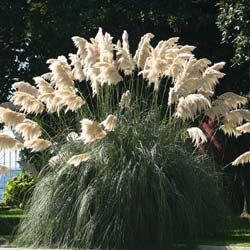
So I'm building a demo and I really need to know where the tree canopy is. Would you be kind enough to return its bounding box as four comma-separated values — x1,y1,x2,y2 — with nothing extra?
1,0,229,102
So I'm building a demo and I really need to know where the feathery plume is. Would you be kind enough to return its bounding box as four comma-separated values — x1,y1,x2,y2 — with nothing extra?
197,90,214,98
15,119,42,140
169,78,201,101
117,30,134,74
41,72,52,81
218,92,247,109
139,43,169,91
122,30,130,52
164,53,193,80
187,127,207,147
187,58,211,79
94,27,104,41
84,41,100,74
116,40,134,75
96,62,123,85
0,107,25,127
47,56,71,72
10,92,44,114
236,122,250,134
172,57,194,83
120,90,130,108
96,29,114,65
175,94,211,121
90,76,101,96
168,87,178,106
165,37,179,47
224,109,250,125
33,77,54,94
0,165,10,176
162,48,178,72
179,45,196,54
24,139,52,152
232,151,250,166
71,36,88,60
69,53,86,81
210,61,226,71
200,62,225,92
67,153,91,166
49,61,75,91
38,92,63,113
134,33,154,69
83,41,100,94
193,58,211,71
102,34,114,63
54,90,86,112
101,115,117,131
80,119,107,143
0,102,16,110
12,81,39,97
0,134,23,151
220,123,242,137
94,30,117,77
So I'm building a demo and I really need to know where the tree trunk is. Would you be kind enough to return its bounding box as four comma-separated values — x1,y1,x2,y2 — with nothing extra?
238,167,250,218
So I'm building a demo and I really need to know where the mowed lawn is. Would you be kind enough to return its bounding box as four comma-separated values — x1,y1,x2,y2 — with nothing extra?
191,215,250,247
0,209,250,247
0,208,23,242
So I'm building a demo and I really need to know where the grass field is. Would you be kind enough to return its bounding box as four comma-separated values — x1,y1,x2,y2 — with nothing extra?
191,215,250,246
0,208,23,218
0,209,249,247
0,208,23,238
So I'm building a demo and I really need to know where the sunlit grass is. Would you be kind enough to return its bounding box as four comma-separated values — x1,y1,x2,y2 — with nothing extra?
188,216,250,246
0,208,23,218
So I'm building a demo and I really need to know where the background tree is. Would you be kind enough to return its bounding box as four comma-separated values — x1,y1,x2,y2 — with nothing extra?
0,0,29,102
217,0,250,93
217,0,250,66
1,0,231,102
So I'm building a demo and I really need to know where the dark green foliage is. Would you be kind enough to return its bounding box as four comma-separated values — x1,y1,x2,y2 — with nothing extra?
3,172,34,208
217,0,250,94
15,110,226,249
0,209,23,236
217,0,250,66
0,0,29,102
192,215,250,246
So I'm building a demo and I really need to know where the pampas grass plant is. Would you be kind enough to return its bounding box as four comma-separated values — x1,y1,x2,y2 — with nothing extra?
15,110,225,249
1,27,246,248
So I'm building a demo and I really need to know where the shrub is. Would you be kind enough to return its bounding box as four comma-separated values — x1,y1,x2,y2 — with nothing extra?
3,172,34,208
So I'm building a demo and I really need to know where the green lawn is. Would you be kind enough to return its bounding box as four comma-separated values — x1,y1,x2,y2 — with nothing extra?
0,208,23,237
0,208,23,218
192,216,250,246
0,209,250,247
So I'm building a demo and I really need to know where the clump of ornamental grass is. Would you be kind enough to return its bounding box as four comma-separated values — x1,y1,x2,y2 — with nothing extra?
15,109,226,249
0,27,246,248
